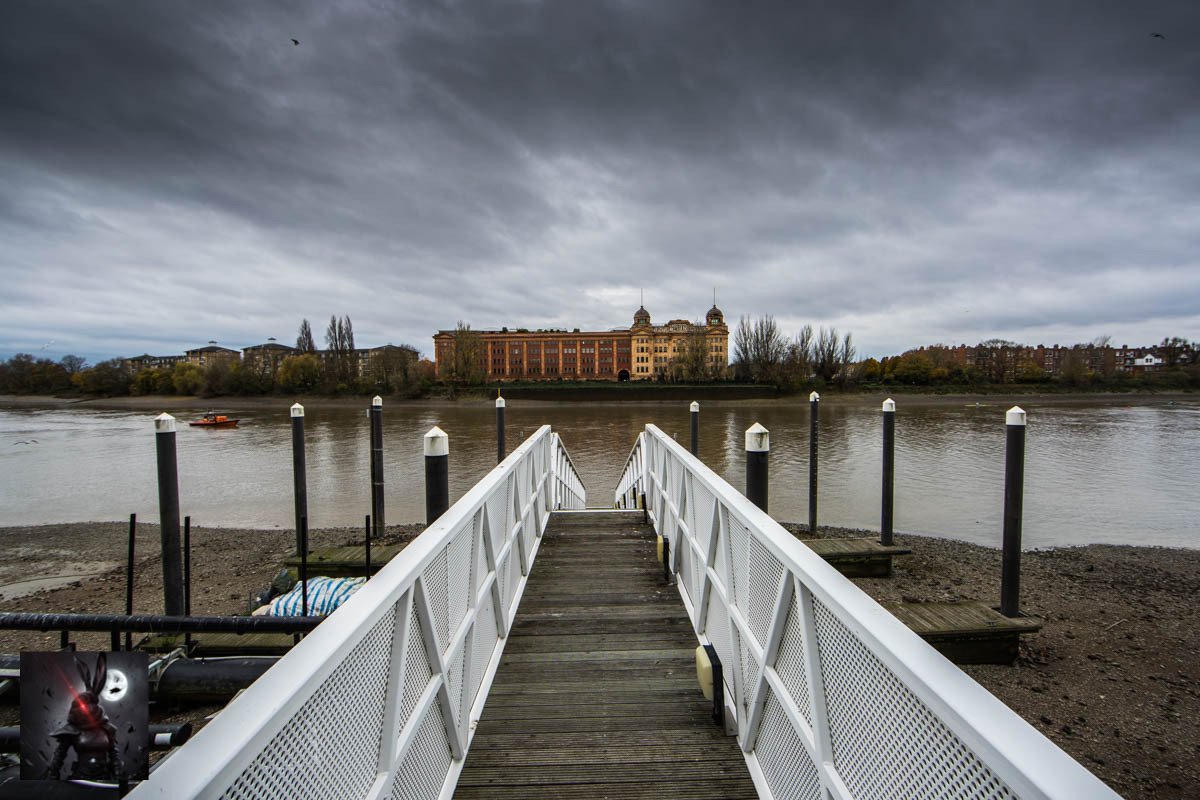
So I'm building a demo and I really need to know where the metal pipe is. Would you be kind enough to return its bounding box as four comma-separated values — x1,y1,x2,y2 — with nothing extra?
0,724,191,754
881,398,896,546
745,423,769,512
1000,406,1027,617
154,413,185,616
156,658,277,703
291,403,308,558
424,426,450,525
0,612,321,634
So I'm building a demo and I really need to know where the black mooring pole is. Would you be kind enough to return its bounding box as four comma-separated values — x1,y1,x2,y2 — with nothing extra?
183,515,192,652
370,396,385,538
291,403,308,558
1000,406,1027,618
745,423,769,512
300,515,309,617
154,413,185,616
690,401,699,456
496,395,506,464
425,426,450,525
808,391,819,534
125,513,136,651
365,514,372,579
881,398,896,546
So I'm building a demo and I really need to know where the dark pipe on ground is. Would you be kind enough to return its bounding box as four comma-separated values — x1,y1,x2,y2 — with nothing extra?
0,723,192,753
156,657,277,703
0,612,321,635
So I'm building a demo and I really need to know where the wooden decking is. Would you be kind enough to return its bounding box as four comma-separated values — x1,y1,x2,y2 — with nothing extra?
455,510,755,799
884,600,1043,665
802,536,912,577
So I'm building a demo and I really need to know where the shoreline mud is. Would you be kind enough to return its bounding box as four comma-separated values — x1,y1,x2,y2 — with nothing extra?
0,520,1195,798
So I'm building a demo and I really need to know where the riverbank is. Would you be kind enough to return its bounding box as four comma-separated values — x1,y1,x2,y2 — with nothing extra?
0,521,1195,797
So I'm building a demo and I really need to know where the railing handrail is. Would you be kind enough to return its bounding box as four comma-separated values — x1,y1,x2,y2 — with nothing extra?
616,424,1118,800
134,424,585,799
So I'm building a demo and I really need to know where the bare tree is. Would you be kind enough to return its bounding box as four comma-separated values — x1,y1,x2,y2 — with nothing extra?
296,319,316,353
324,315,357,386
813,327,841,382
837,331,856,386
449,322,486,386
733,316,787,384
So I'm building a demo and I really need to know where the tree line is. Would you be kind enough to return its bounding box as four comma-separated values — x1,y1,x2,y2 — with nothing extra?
0,316,432,398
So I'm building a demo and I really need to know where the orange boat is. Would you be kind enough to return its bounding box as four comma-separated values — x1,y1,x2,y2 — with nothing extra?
189,411,240,428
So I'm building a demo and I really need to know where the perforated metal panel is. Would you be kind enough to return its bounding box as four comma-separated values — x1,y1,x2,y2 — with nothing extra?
814,598,1017,800
390,706,452,800
755,692,823,800
221,608,396,800
773,589,813,727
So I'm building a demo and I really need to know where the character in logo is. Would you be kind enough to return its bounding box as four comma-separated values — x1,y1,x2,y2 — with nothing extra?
45,653,123,781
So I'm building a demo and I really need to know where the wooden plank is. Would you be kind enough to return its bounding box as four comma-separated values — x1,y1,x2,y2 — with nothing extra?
883,600,1042,665
456,511,754,798
800,537,912,578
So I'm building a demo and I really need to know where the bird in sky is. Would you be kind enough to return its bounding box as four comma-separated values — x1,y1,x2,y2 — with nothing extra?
291,38,300,46
1151,33,1165,39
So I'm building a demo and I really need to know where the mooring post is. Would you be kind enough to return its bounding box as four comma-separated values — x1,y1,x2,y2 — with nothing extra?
809,391,819,534
290,403,308,558
370,395,385,537
424,426,450,525
690,401,699,456
745,422,770,512
154,413,185,616
1000,406,1027,618
496,395,506,464
364,514,372,579
881,398,896,546
300,515,309,617
183,515,192,652
125,513,136,651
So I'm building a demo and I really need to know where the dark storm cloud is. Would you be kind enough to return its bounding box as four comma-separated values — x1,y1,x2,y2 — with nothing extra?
1,0,1197,362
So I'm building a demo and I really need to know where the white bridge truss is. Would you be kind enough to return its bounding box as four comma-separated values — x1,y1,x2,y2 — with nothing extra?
132,425,585,799
615,423,1118,800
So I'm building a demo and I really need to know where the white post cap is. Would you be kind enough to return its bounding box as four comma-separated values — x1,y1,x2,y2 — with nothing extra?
809,391,820,402
291,402,305,418
882,398,896,412
154,412,176,433
372,395,383,408
496,396,506,408
745,422,770,452
690,401,699,413
424,426,449,456
1006,406,1027,426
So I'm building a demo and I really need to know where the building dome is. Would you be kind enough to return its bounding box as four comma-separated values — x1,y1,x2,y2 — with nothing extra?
633,305,651,326
706,305,724,326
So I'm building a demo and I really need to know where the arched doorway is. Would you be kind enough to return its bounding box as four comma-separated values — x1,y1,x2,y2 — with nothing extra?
617,369,630,382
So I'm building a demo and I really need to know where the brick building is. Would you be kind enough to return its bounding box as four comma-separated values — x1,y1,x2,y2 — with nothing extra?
433,305,729,382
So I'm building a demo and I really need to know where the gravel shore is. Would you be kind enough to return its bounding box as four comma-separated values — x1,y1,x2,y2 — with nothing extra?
1,520,1195,798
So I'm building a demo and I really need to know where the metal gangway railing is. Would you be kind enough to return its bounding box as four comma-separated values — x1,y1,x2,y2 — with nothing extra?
615,424,1118,800
132,425,585,799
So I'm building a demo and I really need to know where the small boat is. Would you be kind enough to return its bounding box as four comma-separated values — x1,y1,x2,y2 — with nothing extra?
189,411,240,428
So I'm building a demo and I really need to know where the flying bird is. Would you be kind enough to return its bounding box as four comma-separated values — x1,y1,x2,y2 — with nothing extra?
1150,33,1165,39
291,38,300,46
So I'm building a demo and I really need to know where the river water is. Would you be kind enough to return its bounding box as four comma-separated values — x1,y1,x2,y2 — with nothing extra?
0,398,1195,549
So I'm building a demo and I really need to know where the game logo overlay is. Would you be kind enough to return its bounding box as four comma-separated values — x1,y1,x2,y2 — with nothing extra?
19,651,149,783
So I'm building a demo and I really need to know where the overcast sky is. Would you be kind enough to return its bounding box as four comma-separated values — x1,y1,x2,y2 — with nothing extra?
2,1,1197,364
